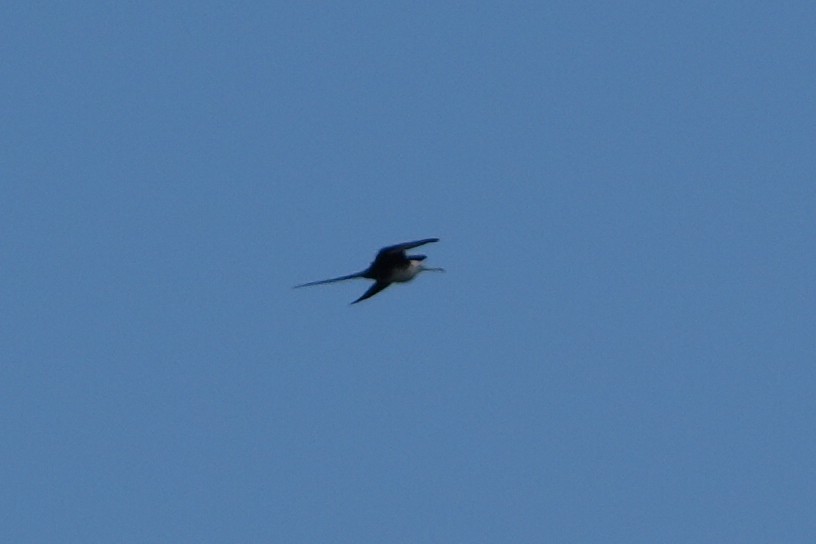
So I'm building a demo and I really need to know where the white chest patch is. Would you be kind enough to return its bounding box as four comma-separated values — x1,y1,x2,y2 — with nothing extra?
390,262,422,283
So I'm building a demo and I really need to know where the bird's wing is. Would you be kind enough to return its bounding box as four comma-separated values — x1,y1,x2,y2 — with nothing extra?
377,238,440,255
351,281,391,304
370,238,440,273
294,271,365,288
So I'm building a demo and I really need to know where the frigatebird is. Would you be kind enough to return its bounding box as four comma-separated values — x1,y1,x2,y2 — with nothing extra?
294,238,444,304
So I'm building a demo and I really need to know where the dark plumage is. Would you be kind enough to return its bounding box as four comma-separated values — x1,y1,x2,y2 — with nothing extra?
294,238,443,304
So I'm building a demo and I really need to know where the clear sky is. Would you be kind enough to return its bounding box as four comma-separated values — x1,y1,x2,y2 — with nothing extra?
2,2,814,542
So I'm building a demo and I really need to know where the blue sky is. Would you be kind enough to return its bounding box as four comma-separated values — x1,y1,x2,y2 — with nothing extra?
2,2,814,542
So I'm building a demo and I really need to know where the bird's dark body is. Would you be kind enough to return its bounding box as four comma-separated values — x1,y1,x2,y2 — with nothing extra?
295,238,441,304
365,253,426,280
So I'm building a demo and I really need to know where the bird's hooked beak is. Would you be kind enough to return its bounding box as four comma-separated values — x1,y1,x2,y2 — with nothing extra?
421,265,445,273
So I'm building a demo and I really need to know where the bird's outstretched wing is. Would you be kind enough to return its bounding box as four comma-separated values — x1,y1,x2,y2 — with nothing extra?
294,271,365,288
369,238,440,275
377,238,439,256
351,281,391,304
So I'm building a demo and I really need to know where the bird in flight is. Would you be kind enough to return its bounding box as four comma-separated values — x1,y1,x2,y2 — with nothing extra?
294,238,444,304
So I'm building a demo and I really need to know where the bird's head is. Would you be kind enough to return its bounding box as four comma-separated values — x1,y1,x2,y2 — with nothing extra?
409,255,444,273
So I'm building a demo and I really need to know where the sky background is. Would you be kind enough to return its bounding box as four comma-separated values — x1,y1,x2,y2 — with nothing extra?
2,2,814,542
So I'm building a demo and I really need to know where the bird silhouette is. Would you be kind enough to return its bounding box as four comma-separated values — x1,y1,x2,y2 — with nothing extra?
295,238,444,303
